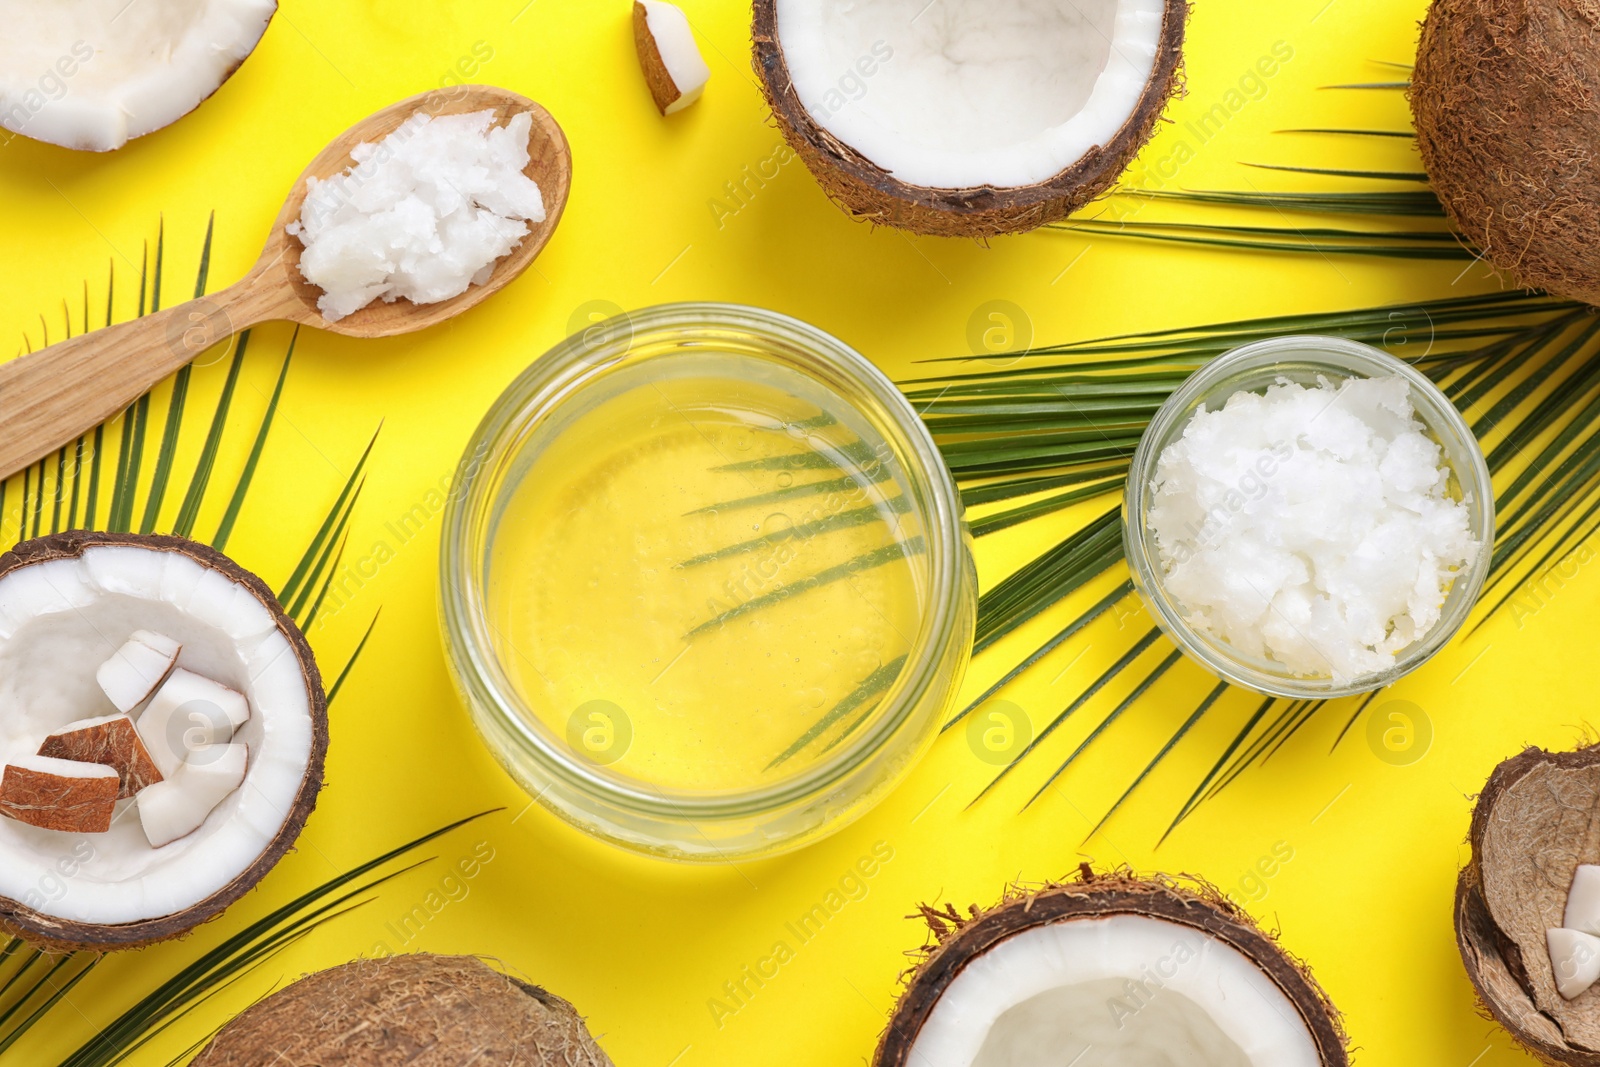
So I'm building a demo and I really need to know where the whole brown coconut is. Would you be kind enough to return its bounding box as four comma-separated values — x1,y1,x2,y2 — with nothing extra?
1456,744,1600,1065
1411,0,1600,304
752,1,1189,238
875,865,1350,1066
191,954,614,1066
0,531,327,952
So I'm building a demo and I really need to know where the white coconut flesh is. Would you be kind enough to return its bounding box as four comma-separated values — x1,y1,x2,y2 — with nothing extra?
908,915,1321,1067
0,0,275,152
640,0,711,113
0,546,312,926
774,0,1165,189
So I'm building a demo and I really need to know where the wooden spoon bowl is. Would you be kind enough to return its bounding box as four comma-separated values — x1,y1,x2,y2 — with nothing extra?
0,85,571,478
261,86,571,336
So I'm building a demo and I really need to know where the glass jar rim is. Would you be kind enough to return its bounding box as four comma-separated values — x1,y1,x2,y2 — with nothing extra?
439,302,970,817
1122,333,1495,699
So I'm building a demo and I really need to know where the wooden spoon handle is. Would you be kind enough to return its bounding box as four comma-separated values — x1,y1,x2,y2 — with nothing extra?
0,277,291,482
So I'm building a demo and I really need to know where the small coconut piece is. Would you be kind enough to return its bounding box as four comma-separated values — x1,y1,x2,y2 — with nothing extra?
138,743,247,848
1570,867,1600,936
37,713,162,797
874,867,1348,1067
0,531,326,953
634,1,711,115
0,755,119,833
1455,744,1600,1064
190,954,614,1067
95,629,180,712
135,667,250,778
1411,0,1600,305
1550,929,1600,1001
753,0,1189,236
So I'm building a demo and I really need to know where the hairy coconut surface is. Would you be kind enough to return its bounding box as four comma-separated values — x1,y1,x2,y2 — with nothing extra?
0,531,327,952
191,953,614,1066
752,0,1188,237
1411,0,1600,305
1456,745,1600,1065
874,866,1349,1067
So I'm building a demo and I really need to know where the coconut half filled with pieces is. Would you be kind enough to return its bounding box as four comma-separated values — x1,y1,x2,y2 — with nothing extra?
0,0,277,152
753,0,1188,236
1455,744,1600,1065
875,870,1348,1067
0,532,325,951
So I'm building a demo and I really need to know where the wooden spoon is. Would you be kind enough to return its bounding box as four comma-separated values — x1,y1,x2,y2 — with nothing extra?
0,85,571,481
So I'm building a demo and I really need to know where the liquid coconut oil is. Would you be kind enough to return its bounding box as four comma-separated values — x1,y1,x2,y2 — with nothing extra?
485,349,928,795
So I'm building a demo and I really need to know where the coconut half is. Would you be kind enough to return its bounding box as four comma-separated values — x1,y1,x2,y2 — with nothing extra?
0,531,326,952
190,953,614,1066
1411,0,1600,305
1455,744,1600,1065
753,0,1188,236
0,0,277,152
875,869,1348,1067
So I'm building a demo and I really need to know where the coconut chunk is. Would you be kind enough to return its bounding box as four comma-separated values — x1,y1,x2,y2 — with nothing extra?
1565,865,1600,936
37,713,163,798
95,629,181,712
136,668,250,778
1549,928,1600,1000
138,743,248,848
0,755,119,833
634,1,711,115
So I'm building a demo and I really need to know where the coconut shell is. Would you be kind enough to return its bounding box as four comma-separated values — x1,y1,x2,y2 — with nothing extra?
190,953,614,1066
1411,0,1600,305
1456,744,1600,1064
874,865,1349,1066
0,531,328,952
752,1,1188,237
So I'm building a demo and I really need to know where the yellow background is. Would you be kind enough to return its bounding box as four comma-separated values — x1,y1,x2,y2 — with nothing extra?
0,1,1574,1064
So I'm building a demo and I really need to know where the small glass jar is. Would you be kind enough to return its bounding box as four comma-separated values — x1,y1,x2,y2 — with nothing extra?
439,303,976,860
1122,335,1494,699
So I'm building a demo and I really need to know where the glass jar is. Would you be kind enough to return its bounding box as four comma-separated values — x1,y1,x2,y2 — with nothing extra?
440,303,976,860
1122,334,1494,699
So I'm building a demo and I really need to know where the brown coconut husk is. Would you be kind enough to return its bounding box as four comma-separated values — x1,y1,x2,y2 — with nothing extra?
1456,744,1600,1065
1411,0,1600,305
190,954,614,1067
873,864,1350,1066
751,1,1189,238
0,531,328,952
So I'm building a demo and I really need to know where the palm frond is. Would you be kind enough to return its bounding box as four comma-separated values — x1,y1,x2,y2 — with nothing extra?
1102,188,1444,217
1277,127,1414,138
0,217,394,1062
917,289,1600,840
213,339,294,552
1052,217,1471,259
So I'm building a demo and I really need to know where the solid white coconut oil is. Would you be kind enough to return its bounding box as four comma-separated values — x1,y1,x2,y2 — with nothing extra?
1148,374,1477,681
486,350,926,795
